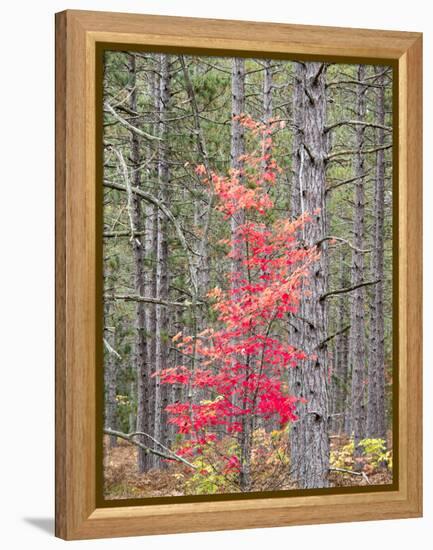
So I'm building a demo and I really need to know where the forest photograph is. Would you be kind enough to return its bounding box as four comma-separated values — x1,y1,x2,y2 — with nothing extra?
102,50,394,499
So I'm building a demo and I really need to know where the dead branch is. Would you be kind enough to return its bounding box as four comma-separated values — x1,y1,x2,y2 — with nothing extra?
327,144,392,161
103,231,145,238
103,338,122,359
104,179,199,293
325,120,391,133
109,146,137,244
320,279,381,301
104,293,204,308
104,102,162,142
315,235,372,253
326,171,371,193
179,55,215,282
317,325,350,349
179,56,211,175
104,428,196,469
329,467,371,485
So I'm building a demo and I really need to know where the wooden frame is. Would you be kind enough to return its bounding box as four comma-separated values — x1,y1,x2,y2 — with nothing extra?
55,9,422,540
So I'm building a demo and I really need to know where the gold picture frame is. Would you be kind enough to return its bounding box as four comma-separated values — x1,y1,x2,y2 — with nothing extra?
55,9,422,540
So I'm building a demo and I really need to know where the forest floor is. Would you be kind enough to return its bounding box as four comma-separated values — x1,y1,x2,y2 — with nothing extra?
103,434,393,500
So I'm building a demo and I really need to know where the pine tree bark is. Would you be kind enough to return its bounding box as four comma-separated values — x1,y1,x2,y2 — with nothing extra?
105,353,118,448
262,59,273,174
103,300,118,448
261,59,274,432
128,53,151,473
153,54,171,468
230,57,252,491
290,62,305,220
145,56,158,464
290,62,330,489
180,55,211,331
230,57,246,276
349,64,367,451
287,62,305,443
367,67,387,440
332,248,350,434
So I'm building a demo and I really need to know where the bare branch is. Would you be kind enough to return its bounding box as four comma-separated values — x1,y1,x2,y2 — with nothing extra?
329,467,371,485
325,120,391,133
315,235,372,253
109,146,137,244
104,429,196,469
105,293,204,308
326,171,371,193
179,55,215,283
104,102,162,141
312,62,326,86
320,279,381,301
317,325,350,349
179,56,211,175
103,338,122,359
327,144,392,161
104,179,199,293
287,313,315,330
103,231,145,238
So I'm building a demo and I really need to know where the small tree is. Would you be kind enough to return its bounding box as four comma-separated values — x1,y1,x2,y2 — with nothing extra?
157,117,319,492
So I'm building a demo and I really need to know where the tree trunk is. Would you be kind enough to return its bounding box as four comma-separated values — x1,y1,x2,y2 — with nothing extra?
153,54,171,468
290,62,305,220
105,353,118,448
290,62,330,489
128,380,136,434
261,59,273,174
128,53,151,473
332,248,350,434
367,67,387,441
231,57,252,490
230,57,246,276
287,62,305,443
145,56,158,465
103,300,118,448
288,61,305,429
349,64,367,452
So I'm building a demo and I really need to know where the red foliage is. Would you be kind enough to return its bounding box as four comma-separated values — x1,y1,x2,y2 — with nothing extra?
158,116,319,475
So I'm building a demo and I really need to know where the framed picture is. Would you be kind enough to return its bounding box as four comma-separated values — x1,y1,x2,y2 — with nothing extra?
55,10,422,540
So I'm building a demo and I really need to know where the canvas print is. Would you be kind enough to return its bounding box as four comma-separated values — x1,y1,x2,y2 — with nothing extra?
102,51,394,499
